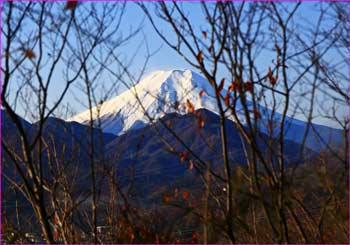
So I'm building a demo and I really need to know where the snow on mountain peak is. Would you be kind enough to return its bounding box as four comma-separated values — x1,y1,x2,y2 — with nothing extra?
66,69,343,151
68,69,219,135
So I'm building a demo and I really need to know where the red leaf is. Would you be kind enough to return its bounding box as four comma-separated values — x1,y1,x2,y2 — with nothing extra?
199,89,206,98
234,77,242,90
163,194,170,204
224,92,230,106
202,31,207,39
54,230,59,240
192,232,198,243
252,109,261,119
24,49,35,59
267,67,273,79
244,81,254,93
267,67,277,86
165,120,172,128
180,150,188,163
275,43,281,56
198,116,205,129
217,78,225,94
119,220,125,228
228,83,236,92
189,160,194,171
270,76,277,86
208,43,213,53
186,99,195,113
197,51,203,63
182,191,189,200
276,59,281,67
54,213,59,224
65,1,78,10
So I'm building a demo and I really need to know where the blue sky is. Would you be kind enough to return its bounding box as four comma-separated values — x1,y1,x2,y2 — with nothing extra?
2,2,348,128
69,2,347,127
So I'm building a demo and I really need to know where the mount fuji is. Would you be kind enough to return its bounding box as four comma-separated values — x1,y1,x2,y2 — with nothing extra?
68,69,229,135
68,69,343,151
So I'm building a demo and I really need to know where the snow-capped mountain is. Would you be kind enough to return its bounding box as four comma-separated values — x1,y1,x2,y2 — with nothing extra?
68,69,229,135
68,69,343,151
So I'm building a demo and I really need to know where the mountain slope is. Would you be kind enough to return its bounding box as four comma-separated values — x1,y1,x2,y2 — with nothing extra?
2,109,117,186
103,108,315,200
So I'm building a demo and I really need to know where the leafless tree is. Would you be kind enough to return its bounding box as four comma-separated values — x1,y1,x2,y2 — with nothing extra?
139,2,348,243
2,1,141,243
2,1,348,244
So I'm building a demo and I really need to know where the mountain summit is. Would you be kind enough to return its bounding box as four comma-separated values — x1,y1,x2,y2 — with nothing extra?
68,69,222,135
